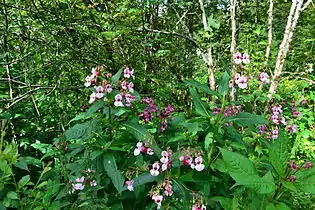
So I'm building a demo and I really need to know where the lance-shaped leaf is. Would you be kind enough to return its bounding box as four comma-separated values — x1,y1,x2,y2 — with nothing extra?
122,122,162,155
220,148,275,194
268,132,289,177
189,88,211,118
218,72,230,96
111,68,123,83
226,112,268,126
184,80,220,97
103,153,124,193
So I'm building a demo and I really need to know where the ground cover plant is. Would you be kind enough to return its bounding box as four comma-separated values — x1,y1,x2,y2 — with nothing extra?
0,0,314,209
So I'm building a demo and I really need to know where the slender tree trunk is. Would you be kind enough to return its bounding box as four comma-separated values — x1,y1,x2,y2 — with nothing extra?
3,0,13,100
207,48,216,90
268,0,304,99
198,0,216,91
230,0,237,101
264,0,274,64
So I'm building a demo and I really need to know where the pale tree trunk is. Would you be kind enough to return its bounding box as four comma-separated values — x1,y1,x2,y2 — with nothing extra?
268,0,309,99
230,0,237,101
198,0,216,91
264,0,274,64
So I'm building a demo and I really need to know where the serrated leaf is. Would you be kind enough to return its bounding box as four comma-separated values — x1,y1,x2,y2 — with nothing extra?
205,132,214,151
269,132,289,177
295,161,315,194
184,80,220,97
226,112,268,126
220,148,275,194
103,153,124,193
122,122,151,141
189,88,211,118
65,119,100,140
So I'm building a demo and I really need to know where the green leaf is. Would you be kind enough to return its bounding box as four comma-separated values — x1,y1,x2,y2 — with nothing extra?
122,122,151,141
18,175,30,189
220,148,275,194
65,119,100,140
218,72,230,96
184,80,220,97
6,191,19,200
205,132,214,151
189,88,211,118
103,153,124,193
69,101,105,124
269,132,289,177
14,159,29,171
295,161,315,194
111,68,123,83
226,112,268,126
210,196,232,210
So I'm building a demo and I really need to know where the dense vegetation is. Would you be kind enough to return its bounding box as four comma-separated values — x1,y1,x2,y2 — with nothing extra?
0,0,314,209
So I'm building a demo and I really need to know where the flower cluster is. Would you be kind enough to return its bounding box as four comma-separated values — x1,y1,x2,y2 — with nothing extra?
150,150,173,176
84,66,102,87
150,180,174,209
291,101,301,118
234,73,248,89
258,72,270,84
192,203,207,210
180,154,205,172
233,52,250,65
133,142,154,156
70,169,97,193
139,97,175,132
139,97,157,122
160,105,175,132
85,66,137,107
286,160,313,182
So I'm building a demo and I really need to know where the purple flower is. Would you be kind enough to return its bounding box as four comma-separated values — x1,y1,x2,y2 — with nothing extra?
287,124,297,134
233,53,242,64
213,107,220,115
289,175,296,182
303,162,313,169
258,125,266,134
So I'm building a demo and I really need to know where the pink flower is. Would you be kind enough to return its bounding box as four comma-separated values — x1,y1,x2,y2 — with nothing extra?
180,155,193,166
91,68,100,77
287,124,297,134
259,72,270,84
280,117,286,125
150,162,160,176
242,53,250,64
72,183,84,192
233,52,242,64
89,92,96,104
160,151,169,164
125,180,134,191
147,148,154,155
127,82,134,93
105,84,112,93
124,66,134,79
121,81,128,89
237,76,248,89
192,204,207,210
114,94,124,107
194,156,205,172
234,73,241,84
75,177,85,183
84,75,93,87
95,86,104,99
164,183,173,196
152,194,163,209
106,73,112,78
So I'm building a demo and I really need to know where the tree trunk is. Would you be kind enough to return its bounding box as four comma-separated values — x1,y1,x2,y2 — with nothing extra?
230,0,237,101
